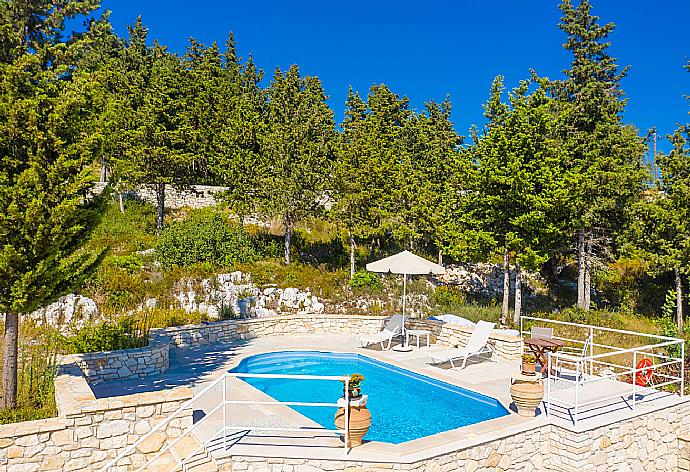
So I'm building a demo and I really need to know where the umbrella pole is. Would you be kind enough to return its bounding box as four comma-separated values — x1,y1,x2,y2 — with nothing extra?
402,273,407,346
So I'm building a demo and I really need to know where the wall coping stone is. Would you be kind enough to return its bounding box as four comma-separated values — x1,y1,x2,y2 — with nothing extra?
0,416,65,439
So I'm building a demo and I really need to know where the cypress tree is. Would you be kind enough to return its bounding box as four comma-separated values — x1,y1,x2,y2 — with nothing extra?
552,0,646,310
261,65,335,264
0,0,104,409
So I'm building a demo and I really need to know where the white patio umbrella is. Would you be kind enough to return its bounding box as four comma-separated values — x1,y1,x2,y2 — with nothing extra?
366,250,445,351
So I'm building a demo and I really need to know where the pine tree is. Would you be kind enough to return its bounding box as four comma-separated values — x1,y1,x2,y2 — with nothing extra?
261,65,335,263
0,0,104,409
211,34,266,224
471,76,568,324
332,87,371,276
109,18,191,230
552,0,646,310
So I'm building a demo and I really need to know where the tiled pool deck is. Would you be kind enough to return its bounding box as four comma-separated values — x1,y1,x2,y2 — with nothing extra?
91,334,688,467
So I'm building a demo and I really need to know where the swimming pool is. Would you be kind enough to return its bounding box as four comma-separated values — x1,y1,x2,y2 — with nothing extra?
230,351,509,444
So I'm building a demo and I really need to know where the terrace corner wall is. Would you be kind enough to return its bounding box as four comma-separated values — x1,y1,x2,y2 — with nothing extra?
68,336,170,384
0,362,192,472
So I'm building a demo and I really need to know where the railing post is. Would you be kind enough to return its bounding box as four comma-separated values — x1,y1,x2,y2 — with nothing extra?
574,360,579,426
344,376,349,456
681,342,685,397
588,326,594,377
632,350,637,411
546,351,551,418
223,374,227,451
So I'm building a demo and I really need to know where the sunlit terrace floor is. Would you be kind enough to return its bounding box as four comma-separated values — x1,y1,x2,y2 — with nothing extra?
89,335,686,463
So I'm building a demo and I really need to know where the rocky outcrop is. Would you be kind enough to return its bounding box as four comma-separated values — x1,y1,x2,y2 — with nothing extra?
174,272,325,318
438,263,543,297
28,294,100,333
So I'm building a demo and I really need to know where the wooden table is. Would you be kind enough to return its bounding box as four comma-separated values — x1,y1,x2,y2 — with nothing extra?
524,337,564,377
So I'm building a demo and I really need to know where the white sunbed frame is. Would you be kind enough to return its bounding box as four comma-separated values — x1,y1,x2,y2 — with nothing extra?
359,314,404,351
428,320,496,369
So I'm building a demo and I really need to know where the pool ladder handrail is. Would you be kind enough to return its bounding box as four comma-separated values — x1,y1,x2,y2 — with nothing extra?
98,372,353,472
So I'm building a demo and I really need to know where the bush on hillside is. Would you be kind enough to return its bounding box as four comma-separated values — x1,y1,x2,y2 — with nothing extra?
349,270,382,290
157,209,260,268
64,317,149,353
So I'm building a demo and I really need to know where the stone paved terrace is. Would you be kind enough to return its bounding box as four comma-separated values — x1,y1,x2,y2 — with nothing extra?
87,332,690,471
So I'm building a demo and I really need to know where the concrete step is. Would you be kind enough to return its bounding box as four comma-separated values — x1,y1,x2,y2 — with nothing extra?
169,435,219,472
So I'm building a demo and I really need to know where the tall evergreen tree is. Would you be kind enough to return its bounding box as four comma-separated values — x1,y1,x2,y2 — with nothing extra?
109,19,191,230
211,34,265,224
552,0,646,310
0,0,104,409
332,87,371,276
261,65,335,263
471,76,568,323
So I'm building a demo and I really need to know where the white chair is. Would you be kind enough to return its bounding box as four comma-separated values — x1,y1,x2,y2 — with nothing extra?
429,320,495,369
555,335,592,383
359,314,403,350
531,326,553,340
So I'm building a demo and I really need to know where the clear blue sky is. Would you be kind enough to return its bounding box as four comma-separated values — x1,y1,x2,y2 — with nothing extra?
97,0,689,154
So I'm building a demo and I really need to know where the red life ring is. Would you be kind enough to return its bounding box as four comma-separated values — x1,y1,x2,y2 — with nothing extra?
635,358,653,386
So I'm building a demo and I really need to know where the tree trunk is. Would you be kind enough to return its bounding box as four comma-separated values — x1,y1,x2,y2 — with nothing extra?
577,230,586,309
118,192,125,213
438,248,443,266
584,233,592,310
2,312,19,410
284,222,293,265
156,183,165,231
676,270,684,333
501,247,510,326
513,264,522,323
349,231,356,278
100,155,107,182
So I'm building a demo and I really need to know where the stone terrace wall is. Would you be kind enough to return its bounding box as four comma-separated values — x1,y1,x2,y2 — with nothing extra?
217,401,690,471
547,400,690,471
0,362,192,472
149,315,385,348
408,318,522,361
93,182,226,209
70,337,170,384
148,315,522,362
679,434,690,471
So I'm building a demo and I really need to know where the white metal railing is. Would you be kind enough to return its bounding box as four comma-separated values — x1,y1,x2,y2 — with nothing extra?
520,316,685,426
100,372,354,472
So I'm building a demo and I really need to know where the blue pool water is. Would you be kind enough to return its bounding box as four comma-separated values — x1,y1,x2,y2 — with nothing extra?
230,351,508,444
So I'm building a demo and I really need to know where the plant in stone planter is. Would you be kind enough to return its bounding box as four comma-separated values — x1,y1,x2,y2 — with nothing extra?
521,354,537,376
343,373,365,399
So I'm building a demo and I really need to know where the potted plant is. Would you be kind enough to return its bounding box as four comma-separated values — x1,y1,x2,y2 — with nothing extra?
343,373,365,399
335,373,371,447
521,354,537,376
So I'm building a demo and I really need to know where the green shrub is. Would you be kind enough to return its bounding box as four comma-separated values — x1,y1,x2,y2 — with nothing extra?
349,270,382,290
657,289,681,358
141,308,210,328
65,317,149,353
433,285,466,308
157,209,259,269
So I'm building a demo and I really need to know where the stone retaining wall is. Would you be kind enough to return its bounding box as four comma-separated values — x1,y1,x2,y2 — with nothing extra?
70,337,170,384
217,401,690,471
148,315,523,361
93,182,226,209
0,362,192,472
68,315,522,384
679,434,690,471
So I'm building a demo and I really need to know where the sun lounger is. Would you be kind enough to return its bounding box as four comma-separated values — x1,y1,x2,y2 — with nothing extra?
359,314,404,350
429,320,495,369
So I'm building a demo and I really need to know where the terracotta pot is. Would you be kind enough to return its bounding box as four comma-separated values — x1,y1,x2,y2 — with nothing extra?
334,405,371,447
510,378,544,417
521,362,536,376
